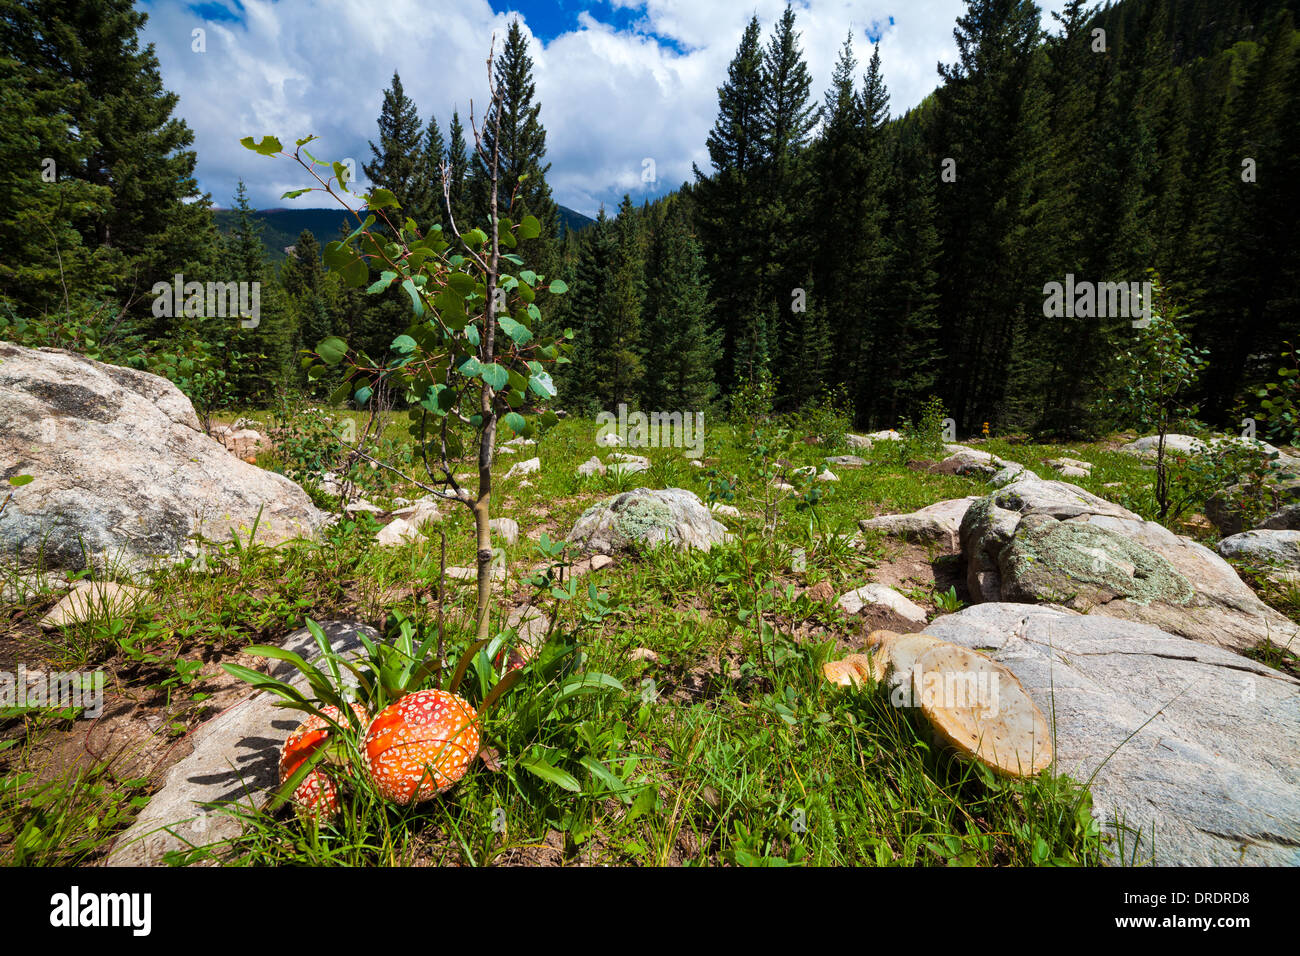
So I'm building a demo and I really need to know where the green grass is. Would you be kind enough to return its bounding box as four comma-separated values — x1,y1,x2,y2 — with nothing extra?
5,414,1282,867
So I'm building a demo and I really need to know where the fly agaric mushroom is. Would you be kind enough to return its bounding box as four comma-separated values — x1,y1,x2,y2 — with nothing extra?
362,689,480,805
279,701,371,818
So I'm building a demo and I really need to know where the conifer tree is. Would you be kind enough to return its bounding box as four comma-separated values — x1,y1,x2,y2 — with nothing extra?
363,72,427,223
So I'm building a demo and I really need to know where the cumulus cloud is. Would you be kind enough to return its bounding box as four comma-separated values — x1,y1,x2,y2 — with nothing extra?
139,0,1055,218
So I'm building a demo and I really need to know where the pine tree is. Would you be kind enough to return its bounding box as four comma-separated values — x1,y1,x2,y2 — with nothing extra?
758,4,821,383
642,204,719,410
0,0,218,319
471,20,558,244
446,109,470,227
363,72,427,225
606,195,646,407
693,15,767,386
562,209,617,412
219,181,294,404
931,0,1047,430
281,229,335,366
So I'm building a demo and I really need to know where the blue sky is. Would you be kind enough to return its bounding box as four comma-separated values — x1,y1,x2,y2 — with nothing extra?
134,1,1056,217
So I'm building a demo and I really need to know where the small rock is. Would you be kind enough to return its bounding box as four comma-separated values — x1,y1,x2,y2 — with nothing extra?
607,453,650,474
491,518,520,546
817,469,839,482
836,584,928,626
40,581,146,629
577,456,606,477
710,503,741,518
825,455,867,467
629,647,659,663
505,457,540,480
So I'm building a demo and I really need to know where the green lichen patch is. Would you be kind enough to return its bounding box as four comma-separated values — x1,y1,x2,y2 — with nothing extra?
1002,518,1194,608
611,493,676,545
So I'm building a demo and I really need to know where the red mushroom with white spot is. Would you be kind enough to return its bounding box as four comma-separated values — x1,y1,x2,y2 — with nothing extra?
362,689,480,805
278,701,371,818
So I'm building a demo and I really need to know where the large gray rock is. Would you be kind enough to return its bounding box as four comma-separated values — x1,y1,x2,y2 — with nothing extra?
105,621,378,866
925,603,1300,866
858,496,980,551
1207,475,1300,536
1121,432,1300,471
961,478,1297,654
938,447,1007,478
568,487,729,554
0,344,327,572
1217,529,1300,567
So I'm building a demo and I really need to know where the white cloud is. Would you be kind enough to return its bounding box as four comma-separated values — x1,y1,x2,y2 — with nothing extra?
141,0,1005,218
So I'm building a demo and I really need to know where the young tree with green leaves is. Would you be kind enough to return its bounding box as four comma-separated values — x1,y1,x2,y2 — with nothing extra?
1096,276,1207,519
242,50,571,641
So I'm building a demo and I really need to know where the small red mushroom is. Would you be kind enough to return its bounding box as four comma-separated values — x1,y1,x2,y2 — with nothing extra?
279,702,371,818
362,689,480,805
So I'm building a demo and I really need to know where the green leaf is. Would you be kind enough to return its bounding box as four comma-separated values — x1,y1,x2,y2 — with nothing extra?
317,336,348,366
519,752,581,792
446,273,477,295
402,278,425,317
548,279,569,294
366,187,400,209
366,271,397,294
240,135,282,156
528,370,556,399
479,363,509,391
355,385,373,406
498,315,533,346
519,216,541,240
281,188,311,200
342,258,369,288
503,411,527,436
8,474,34,487
391,334,417,354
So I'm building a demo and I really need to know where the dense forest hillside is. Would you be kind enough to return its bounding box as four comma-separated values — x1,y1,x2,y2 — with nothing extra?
2,0,1298,438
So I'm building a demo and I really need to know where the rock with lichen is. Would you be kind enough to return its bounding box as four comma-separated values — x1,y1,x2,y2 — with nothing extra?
567,488,729,554
960,477,1297,654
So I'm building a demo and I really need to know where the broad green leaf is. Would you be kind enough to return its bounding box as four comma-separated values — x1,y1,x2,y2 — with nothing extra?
240,135,282,156
548,279,569,294
367,187,400,209
519,215,541,240
498,316,533,346
503,411,527,436
317,336,348,365
391,334,417,354
367,271,398,294
402,278,425,317
479,363,509,391
528,370,556,399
